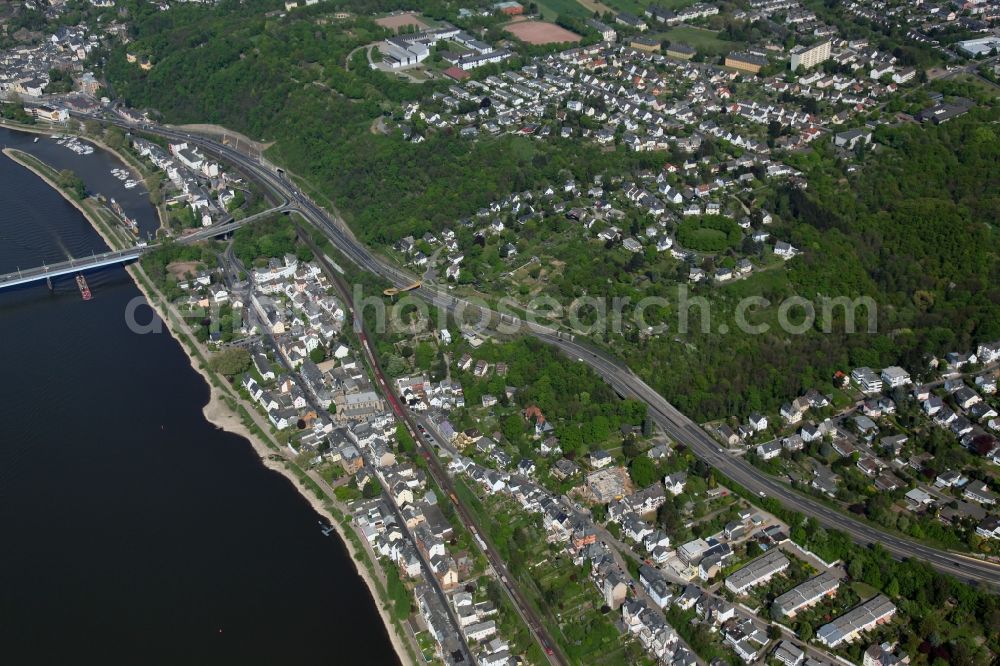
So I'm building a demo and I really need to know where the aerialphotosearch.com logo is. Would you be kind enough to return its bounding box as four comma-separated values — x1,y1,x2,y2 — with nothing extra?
124,283,879,339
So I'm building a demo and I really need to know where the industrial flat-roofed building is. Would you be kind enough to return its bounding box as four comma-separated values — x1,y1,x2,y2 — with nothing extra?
956,36,1000,58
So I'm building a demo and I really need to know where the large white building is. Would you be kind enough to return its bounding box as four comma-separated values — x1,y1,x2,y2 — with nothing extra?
381,26,462,69
880,366,911,389
851,367,883,394
789,40,831,71
956,36,1000,58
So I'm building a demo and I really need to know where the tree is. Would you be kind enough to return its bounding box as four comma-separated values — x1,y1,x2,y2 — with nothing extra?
798,621,813,641
847,556,865,581
502,414,525,444
414,341,435,369
362,478,383,498
208,348,251,377
629,455,659,487
309,346,326,363
657,499,680,533
56,169,86,200
104,126,127,150
385,355,407,376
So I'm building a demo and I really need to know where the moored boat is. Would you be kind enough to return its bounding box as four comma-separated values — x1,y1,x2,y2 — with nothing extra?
76,274,92,300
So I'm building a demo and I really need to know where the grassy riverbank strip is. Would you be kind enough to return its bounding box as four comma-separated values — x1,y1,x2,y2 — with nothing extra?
0,118,169,231
3,147,133,250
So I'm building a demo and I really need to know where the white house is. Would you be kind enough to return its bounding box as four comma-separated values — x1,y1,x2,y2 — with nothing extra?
664,472,687,495
881,366,911,389
756,441,782,460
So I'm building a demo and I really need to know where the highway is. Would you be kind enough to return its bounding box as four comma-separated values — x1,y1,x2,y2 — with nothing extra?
87,114,1000,591
544,336,1000,589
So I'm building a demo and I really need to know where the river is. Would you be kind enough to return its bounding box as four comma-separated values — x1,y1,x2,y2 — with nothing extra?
0,127,400,665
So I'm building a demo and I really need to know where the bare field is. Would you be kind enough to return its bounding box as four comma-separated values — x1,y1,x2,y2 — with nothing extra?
375,12,428,32
505,19,582,45
167,261,202,280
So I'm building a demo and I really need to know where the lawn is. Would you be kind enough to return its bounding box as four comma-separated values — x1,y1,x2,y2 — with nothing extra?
656,25,738,56
534,0,593,21
676,216,742,252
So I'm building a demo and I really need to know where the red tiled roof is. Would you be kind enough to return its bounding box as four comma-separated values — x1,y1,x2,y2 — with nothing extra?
443,66,470,81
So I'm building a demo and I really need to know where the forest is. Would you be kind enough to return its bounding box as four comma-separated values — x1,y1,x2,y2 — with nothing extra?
232,216,313,268
454,337,648,457
629,106,1000,421
103,1,1000,423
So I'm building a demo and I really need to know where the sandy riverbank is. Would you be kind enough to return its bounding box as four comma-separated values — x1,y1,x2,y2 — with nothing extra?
5,144,416,666
129,267,417,666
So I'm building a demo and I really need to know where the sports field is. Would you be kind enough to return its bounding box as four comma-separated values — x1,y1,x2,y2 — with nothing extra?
375,12,429,32
505,20,583,45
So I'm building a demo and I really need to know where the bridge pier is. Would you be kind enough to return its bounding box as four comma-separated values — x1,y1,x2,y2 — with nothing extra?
45,276,52,292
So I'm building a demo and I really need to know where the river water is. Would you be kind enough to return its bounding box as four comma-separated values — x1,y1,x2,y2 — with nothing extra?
0,127,400,665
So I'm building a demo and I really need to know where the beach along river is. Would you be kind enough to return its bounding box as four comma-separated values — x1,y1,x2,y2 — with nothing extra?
0,127,400,665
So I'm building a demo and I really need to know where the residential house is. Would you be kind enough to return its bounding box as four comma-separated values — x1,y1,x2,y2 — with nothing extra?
772,572,840,618
664,472,687,496
817,596,896,648
725,550,790,594
756,441,782,460
748,412,768,432
964,480,998,506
